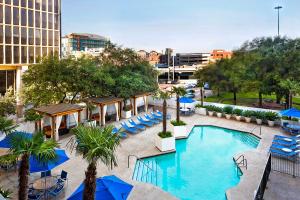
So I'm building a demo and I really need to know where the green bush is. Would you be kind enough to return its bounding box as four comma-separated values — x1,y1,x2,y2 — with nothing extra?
223,106,233,114
24,109,43,122
254,111,265,120
242,110,254,117
233,109,243,116
214,107,223,113
171,120,187,126
158,131,173,138
195,104,203,108
0,154,18,167
292,117,299,122
0,186,12,199
281,116,289,120
205,105,217,112
265,112,279,121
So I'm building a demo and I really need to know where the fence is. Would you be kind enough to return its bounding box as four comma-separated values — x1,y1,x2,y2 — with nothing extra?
254,154,272,200
271,153,300,177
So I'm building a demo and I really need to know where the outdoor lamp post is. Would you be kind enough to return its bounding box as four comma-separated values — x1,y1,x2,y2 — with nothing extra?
274,5,283,36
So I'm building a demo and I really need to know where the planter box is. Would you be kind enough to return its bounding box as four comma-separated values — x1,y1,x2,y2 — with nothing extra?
225,114,232,120
196,108,207,115
173,125,188,138
217,112,222,118
208,111,214,116
235,115,242,121
245,117,251,123
84,120,96,127
155,134,175,152
256,118,262,125
121,110,132,119
267,120,275,127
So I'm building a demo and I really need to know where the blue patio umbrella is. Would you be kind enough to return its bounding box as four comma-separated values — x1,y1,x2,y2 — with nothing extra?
280,108,300,118
30,149,69,173
179,97,195,104
0,131,32,149
67,175,133,200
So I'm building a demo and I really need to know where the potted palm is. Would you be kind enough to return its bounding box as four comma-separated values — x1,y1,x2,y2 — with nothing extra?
215,107,223,118
254,111,265,125
195,104,207,115
171,87,188,138
265,111,279,127
121,104,132,119
72,125,120,200
223,106,233,119
233,109,243,121
84,102,97,127
24,109,43,132
154,90,175,152
206,105,215,116
242,110,253,123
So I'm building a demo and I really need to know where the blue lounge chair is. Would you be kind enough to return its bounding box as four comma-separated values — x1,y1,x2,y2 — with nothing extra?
270,148,299,160
290,129,300,136
48,183,65,197
112,127,127,138
121,122,138,134
128,119,146,130
272,139,298,146
137,116,154,127
156,110,171,119
144,114,160,124
274,135,300,140
271,143,300,151
151,112,163,120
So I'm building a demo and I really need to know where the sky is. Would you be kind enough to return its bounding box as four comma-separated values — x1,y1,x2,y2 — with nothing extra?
62,0,300,53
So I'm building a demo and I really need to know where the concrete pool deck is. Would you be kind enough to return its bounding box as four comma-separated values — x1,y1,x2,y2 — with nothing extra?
0,108,297,199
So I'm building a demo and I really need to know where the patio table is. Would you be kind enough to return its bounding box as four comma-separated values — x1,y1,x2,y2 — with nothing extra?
33,176,57,190
287,125,300,130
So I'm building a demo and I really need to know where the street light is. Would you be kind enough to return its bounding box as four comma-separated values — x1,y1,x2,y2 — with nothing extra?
274,5,283,36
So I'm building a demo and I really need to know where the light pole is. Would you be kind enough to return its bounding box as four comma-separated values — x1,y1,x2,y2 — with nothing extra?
274,5,283,36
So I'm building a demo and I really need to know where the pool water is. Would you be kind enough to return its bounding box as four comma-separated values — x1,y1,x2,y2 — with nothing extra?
136,126,259,200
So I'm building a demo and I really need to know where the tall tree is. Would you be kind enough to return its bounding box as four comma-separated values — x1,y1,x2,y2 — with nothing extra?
155,91,171,133
171,87,186,123
279,79,300,109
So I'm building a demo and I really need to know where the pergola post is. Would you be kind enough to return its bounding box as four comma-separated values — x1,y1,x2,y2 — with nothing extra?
98,105,102,126
77,111,81,124
51,116,56,140
134,97,138,116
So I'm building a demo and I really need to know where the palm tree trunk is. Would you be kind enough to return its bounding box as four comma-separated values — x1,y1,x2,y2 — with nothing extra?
19,153,29,200
163,100,167,133
285,94,289,109
176,95,180,123
83,162,97,200
233,91,237,105
289,92,293,109
258,92,263,108
200,87,204,106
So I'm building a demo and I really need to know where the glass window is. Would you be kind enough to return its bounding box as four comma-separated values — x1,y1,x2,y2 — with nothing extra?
0,26,3,43
5,5,11,24
35,46,41,61
13,0,19,6
21,8,26,26
48,47,53,56
20,0,26,7
28,28,34,45
42,12,47,28
42,0,47,11
13,7,19,25
0,71,6,95
35,0,41,10
5,25,11,43
5,45,12,64
54,47,59,56
35,29,41,45
0,45,3,64
42,29,47,45
21,46,27,63
48,0,53,12
35,11,40,27
0,5,3,24
6,71,15,92
54,0,58,13
13,45,19,63
29,46,34,63
21,27,26,44
42,47,47,56
28,0,33,8
54,14,59,30
5,0,11,4
13,26,19,44
28,10,33,27
48,13,53,29
48,30,53,46
54,31,59,46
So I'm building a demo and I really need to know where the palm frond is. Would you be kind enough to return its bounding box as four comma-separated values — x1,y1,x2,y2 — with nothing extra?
0,116,18,135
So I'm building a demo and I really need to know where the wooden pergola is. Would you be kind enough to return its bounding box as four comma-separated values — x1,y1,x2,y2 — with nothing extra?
34,103,83,141
87,97,123,126
131,92,152,116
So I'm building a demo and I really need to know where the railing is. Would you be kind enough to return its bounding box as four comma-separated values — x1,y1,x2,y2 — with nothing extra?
254,154,271,200
251,125,262,136
271,151,300,177
233,154,248,176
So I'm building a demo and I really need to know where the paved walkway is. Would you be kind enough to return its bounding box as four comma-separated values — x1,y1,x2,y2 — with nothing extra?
0,108,299,200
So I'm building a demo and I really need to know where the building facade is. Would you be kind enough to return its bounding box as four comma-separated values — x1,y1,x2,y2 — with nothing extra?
61,33,108,58
136,49,161,66
175,53,210,66
0,0,61,113
210,49,232,61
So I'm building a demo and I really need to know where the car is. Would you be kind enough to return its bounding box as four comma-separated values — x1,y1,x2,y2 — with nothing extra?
184,93,195,98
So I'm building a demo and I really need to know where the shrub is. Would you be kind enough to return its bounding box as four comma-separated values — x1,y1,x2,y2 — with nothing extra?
158,131,172,138
223,106,233,114
0,186,12,199
233,109,243,116
242,110,254,117
195,104,203,108
205,105,217,112
123,105,132,111
24,109,43,122
171,120,187,126
292,117,299,122
265,112,279,121
214,107,223,113
254,111,265,120
281,116,289,120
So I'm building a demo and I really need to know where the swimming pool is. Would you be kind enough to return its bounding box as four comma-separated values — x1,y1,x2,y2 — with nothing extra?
133,126,259,200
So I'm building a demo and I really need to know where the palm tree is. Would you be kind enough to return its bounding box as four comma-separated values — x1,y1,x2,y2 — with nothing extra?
72,125,120,200
9,132,58,200
0,116,18,135
280,79,300,109
171,87,186,123
155,90,171,133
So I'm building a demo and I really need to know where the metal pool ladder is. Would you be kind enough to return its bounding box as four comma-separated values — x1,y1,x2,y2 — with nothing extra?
233,154,248,176
128,154,158,186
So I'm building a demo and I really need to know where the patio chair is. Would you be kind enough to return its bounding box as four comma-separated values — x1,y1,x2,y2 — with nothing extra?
156,110,171,119
41,170,51,178
136,116,154,127
112,127,127,138
289,129,300,136
150,112,163,121
47,183,65,197
271,143,300,151
270,148,299,161
120,122,138,134
128,120,146,130
272,139,299,146
144,114,160,124
28,188,43,200
57,170,68,185
274,135,300,140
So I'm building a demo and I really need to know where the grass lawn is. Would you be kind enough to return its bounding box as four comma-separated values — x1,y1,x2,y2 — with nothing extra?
203,92,300,110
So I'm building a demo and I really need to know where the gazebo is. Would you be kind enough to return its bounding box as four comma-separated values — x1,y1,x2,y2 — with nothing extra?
88,97,123,126
34,103,83,141
131,93,151,116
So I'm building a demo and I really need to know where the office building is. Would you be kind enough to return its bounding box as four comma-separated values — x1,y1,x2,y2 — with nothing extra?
0,0,61,113
210,49,232,61
175,53,210,66
61,33,108,58
136,50,161,66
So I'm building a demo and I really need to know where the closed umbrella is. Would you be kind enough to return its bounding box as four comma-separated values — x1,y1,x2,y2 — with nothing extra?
68,175,133,200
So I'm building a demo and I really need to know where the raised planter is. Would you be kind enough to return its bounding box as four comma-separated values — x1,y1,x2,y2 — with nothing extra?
267,120,275,127
225,114,232,120
245,117,252,123
172,125,188,138
155,134,175,152
208,111,214,116
256,118,262,125
216,112,222,118
84,120,96,127
235,115,242,121
121,110,132,119
196,108,207,115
